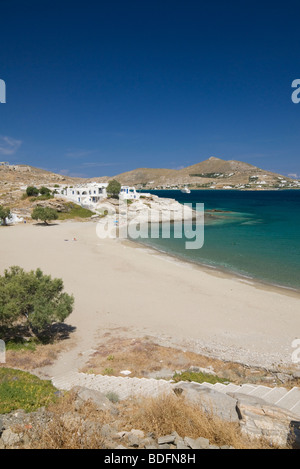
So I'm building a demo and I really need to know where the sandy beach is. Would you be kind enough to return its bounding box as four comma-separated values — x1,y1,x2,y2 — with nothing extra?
1,220,300,374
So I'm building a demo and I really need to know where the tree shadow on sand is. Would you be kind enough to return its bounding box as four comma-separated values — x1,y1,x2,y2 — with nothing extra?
0,323,76,346
40,323,76,344
33,222,59,227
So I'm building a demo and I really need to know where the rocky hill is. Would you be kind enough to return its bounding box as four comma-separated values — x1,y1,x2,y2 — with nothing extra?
109,157,300,190
1,158,299,198
0,164,85,214
0,163,82,186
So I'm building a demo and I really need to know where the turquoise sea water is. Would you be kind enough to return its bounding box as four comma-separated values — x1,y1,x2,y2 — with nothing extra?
134,190,300,291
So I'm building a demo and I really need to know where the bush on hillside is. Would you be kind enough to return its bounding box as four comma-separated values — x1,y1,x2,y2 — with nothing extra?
26,186,39,197
39,186,51,196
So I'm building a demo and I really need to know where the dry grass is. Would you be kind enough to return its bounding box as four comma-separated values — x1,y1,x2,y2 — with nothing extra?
117,393,281,450
26,392,112,449
82,335,241,378
20,391,282,450
82,332,299,387
0,324,76,372
3,343,63,371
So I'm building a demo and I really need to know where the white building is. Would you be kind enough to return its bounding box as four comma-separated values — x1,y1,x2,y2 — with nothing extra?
62,182,108,206
119,186,140,200
60,182,140,208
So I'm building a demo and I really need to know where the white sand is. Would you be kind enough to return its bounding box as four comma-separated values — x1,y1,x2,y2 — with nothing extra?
1,220,300,374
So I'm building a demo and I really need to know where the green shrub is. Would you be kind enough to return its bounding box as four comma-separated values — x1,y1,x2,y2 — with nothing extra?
0,205,11,226
57,203,94,220
172,370,227,385
31,206,58,224
107,179,121,198
105,391,119,403
5,338,38,352
0,368,58,414
26,186,39,197
39,186,51,196
31,194,54,201
0,266,74,336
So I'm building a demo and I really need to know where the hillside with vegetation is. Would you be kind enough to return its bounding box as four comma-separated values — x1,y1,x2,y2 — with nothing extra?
109,157,300,190
0,158,299,221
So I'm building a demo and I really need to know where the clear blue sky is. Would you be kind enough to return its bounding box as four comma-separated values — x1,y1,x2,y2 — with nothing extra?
0,0,300,178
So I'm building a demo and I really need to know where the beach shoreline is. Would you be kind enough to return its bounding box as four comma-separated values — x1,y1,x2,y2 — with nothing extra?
1,220,300,375
124,236,300,299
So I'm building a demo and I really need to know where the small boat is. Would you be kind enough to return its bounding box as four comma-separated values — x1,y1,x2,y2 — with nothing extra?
181,186,191,194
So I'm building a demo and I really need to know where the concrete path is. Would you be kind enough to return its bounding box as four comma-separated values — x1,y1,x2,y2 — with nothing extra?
52,372,300,418
52,371,173,400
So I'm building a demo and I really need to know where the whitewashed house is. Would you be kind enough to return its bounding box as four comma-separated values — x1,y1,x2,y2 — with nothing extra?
119,186,140,200
60,182,140,209
61,183,108,206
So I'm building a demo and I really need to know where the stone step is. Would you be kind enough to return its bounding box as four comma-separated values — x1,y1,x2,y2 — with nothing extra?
217,383,240,394
237,384,257,395
275,387,300,413
290,401,300,417
212,383,228,393
52,371,172,400
248,386,273,399
260,387,288,405
52,372,79,390
201,382,215,389
52,372,300,416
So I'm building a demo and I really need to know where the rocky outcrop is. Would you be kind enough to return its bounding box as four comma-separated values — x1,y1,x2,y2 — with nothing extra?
33,198,70,212
1,381,300,449
72,386,116,413
231,393,300,447
96,194,198,223
114,430,234,450
52,371,300,448
127,195,197,222
174,381,239,423
173,382,300,448
95,195,203,242
0,407,233,450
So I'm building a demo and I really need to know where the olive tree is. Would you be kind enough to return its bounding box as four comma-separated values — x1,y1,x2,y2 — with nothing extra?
0,205,11,226
106,179,121,198
32,206,58,225
0,266,74,336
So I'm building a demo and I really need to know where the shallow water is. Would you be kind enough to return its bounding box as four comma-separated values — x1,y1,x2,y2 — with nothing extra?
134,190,300,290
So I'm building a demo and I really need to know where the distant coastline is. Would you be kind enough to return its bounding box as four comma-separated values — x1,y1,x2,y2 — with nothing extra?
138,187,300,191
1,157,300,192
